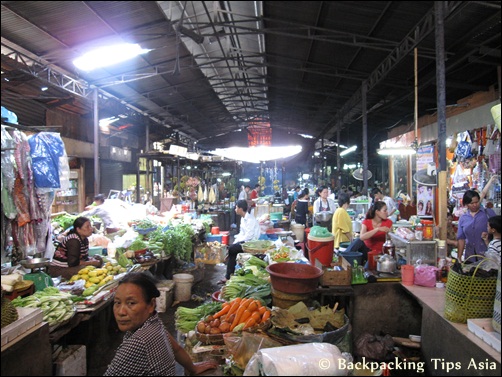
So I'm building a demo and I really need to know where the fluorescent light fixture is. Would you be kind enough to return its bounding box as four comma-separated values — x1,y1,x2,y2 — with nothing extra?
73,43,151,71
340,145,357,156
186,152,199,161
169,145,188,157
302,174,310,180
222,172,231,177
377,147,417,156
239,178,250,182
41,86,49,91
209,145,302,163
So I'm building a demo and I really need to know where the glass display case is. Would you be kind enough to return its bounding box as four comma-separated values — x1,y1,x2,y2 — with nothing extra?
389,232,437,266
51,168,85,214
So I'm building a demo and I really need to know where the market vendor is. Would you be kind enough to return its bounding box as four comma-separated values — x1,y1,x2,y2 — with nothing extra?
105,273,218,376
359,201,392,255
80,194,122,234
50,216,103,280
313,186,336,231
218,199,260,284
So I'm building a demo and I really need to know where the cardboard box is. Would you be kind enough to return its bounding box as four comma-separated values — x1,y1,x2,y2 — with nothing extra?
320,256,352,286
53,345,86,376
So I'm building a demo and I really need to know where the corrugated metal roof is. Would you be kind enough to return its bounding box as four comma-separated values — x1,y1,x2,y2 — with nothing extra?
1,1,500,165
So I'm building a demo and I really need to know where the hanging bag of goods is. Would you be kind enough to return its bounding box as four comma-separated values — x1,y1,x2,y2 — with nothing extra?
444,255,497,324
455,131,473,159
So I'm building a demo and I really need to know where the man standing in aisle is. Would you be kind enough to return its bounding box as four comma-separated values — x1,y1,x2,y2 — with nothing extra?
248,184,261,213
218,200,260,284
371,188,398,223
80,194,124,234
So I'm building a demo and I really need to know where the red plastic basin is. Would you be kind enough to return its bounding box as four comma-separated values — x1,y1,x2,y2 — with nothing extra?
266,262,323,294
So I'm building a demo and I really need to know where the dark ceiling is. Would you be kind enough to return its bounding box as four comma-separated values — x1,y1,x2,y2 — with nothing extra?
1,1,501,165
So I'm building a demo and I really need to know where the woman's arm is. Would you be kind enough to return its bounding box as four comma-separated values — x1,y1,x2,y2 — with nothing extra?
456,238,465,262
359,223,390,241
168,333,217,375
480,174,499,201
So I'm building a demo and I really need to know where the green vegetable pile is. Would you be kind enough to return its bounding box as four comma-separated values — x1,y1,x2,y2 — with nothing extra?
221,256,271,305
128,238,148,251
11,287,76,326
148,223,195,262
133,219,159,230
175,302,222,333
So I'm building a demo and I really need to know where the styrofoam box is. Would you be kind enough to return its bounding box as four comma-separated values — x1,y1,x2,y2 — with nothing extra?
54,345,87,376
156,280,175,313
1,307,44,346
467,318,501,353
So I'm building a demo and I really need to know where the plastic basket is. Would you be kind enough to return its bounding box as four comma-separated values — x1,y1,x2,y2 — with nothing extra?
493,268,501,334
444,255,497,323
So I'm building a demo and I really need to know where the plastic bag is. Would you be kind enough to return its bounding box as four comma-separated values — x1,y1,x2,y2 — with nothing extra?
28,132,66,190
414,263,437,287
224,331,283,370
310,225,333,238
455,140,472,159
243,343,349,376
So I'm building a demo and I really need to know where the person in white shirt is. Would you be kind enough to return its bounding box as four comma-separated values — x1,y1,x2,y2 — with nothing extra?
219,200,260,283
238,185,250,201
81,194,123,234
313,186,336,231
371,188,397,223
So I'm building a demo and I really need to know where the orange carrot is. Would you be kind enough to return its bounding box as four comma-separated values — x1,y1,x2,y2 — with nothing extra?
230,305,247,330
227,298,242,316
250,311,262,324
261,309,271,322
247,301,258,313
240,309,252,324
243,317,257,330
213,304,231,319
258,306,267,315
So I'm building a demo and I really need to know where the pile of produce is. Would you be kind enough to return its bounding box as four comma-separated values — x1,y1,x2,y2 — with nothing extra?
241,240,275,254
1,287,19,328
196,297,272,335
221,256,271,304
69,263,126,296
175,301,222,333
11,287,76,326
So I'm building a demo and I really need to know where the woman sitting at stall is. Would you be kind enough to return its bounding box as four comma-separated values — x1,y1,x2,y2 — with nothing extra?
105,273,218,376
359,201,393,255
50,217,102,280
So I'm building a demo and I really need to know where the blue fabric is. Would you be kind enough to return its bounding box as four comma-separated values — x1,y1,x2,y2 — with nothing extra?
28,133,65,188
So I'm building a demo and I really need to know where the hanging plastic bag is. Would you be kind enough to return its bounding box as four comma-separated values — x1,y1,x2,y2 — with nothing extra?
414,263,438,287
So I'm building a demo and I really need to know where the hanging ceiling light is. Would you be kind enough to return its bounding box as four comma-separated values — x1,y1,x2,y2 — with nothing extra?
377,146,417,156
340,145,357,156
73,43,150,71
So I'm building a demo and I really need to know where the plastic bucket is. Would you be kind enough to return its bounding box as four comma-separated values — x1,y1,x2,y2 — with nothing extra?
291,223,305,242
221,234,229,245
340,251,363,267
401,265,415,286
173,273,194,302
367,250,381,271
211,227,220,235
307,234,335,267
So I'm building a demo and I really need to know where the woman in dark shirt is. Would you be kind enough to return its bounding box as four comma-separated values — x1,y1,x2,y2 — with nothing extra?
292,189,310,226
50,217,102,279
105,273,217,376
